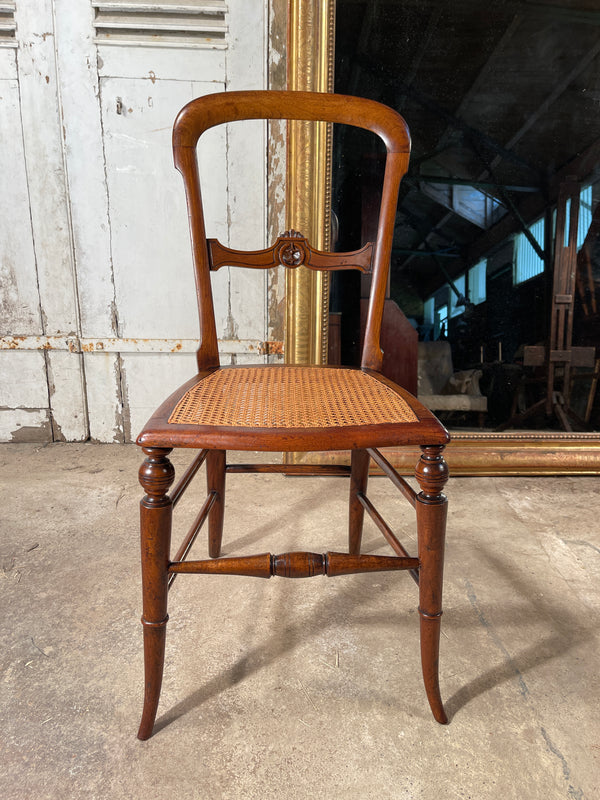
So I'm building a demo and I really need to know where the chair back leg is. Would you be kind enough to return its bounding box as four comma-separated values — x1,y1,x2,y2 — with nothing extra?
206,450,226,558
349,449,370,555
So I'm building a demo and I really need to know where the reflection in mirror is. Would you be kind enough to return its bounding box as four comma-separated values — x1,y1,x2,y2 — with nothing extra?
331,0,600,433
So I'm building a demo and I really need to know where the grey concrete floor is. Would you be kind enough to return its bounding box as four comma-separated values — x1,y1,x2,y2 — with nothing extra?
1,443,599,799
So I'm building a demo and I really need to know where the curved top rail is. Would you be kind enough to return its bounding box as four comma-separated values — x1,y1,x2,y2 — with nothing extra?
173,90,410,154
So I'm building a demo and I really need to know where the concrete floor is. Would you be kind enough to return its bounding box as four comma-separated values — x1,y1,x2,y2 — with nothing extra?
1,443,599,799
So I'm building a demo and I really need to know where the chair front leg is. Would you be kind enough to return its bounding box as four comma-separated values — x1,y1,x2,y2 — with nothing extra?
415,445,449,724
137,447,175,740
206,450,226,558
349,449,370,555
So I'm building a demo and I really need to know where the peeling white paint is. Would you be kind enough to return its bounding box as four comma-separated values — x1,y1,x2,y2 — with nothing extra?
0,352,48,408
0,408,52,443
0,335,269,354
0,81,41,336
2,0,270,443
46,350,88,441
16,1,80,336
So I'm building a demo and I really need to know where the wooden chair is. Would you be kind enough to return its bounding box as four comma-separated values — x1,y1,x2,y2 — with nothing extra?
136,91,450,740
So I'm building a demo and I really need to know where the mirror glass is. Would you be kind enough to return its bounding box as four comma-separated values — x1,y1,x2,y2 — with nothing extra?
331,0,600,433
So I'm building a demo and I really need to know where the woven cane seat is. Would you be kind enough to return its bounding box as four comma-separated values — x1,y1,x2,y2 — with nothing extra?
168,366,418,429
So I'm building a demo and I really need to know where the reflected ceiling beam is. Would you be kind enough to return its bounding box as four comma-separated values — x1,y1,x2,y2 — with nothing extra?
466,136,546,259
488,37,600,172
339,0,600,22
457,40,600,259
433,35,600,270
399,15,600,196
396,208,467,301
397,197,459,272
397,6,552,269
396,1,447,113
416,16,600,265
410,145,455,170
417,175,540,192
551,134,600,192
393,80,543,176
393,247,459,258
346,0,383,99
437,11,524,148
410,7,542,260
398,201,459,247
356,50,542,176
519,1,600,25
465,134,600,265
402,165,534,266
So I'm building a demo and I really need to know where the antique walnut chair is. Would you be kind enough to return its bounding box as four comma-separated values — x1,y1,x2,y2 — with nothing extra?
136,90,450,740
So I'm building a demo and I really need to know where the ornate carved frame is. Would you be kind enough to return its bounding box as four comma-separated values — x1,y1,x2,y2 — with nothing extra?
284,0,600,475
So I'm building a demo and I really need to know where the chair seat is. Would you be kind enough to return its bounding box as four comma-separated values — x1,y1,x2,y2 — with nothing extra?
138,365,449,452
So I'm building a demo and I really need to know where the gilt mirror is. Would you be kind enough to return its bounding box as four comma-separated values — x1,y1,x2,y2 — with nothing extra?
286,0,600,474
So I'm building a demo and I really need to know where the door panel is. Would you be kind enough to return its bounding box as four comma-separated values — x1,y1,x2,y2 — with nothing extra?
1,0,269,441
99,77,222,341
0,80,40,336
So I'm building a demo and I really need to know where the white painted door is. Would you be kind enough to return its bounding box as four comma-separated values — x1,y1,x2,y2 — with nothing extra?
0,0,269,442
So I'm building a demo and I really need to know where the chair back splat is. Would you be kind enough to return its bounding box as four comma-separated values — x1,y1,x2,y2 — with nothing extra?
135,90,451,740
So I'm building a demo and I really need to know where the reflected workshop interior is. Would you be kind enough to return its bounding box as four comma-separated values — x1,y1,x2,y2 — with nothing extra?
329,0,600,433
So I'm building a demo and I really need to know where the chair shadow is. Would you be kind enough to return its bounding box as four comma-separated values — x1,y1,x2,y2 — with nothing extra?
220,490,332,555
175,477,339,558
443,628,585,721
152,572,405,735
154,483,349,734
153,516,593,733
443,547,593,721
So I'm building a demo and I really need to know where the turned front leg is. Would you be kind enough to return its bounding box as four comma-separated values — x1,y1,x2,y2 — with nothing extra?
415,445,449,724
137,447,175,740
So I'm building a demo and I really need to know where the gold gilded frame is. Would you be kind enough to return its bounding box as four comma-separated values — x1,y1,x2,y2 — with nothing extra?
285,0,335,364
284,0,600,474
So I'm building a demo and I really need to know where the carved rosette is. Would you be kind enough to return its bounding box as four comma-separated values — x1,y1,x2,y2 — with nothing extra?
276,230,306,267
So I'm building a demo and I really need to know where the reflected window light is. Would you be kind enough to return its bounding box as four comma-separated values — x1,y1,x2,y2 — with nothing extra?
450,274,466,317
435,304,448,340
514,217,545,284
468,260,487,305
423,297,435,325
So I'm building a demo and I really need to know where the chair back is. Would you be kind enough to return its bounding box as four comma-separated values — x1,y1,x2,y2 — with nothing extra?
172,90,411,372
